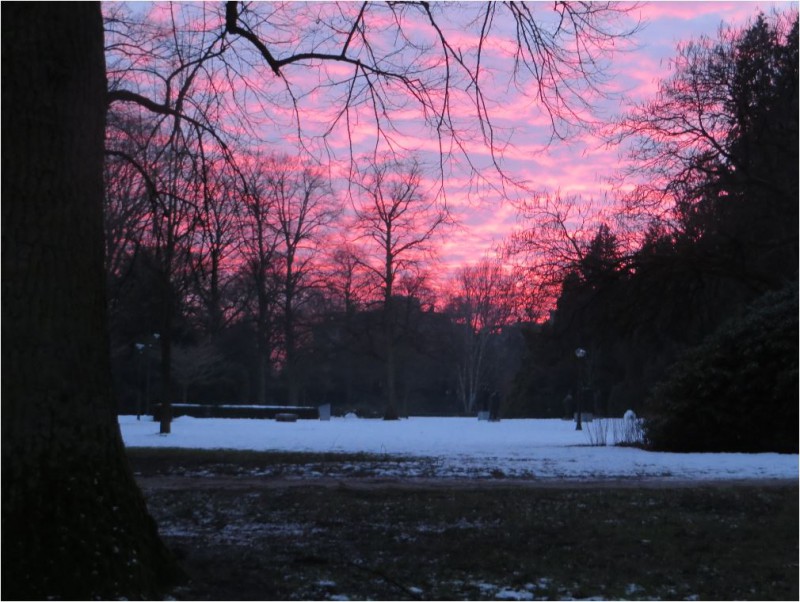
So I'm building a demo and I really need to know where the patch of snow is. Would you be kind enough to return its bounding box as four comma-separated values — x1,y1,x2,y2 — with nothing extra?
625,583,643,595
119,416,798,481
475,582,498,593
496,587,535,600
472,582,537,601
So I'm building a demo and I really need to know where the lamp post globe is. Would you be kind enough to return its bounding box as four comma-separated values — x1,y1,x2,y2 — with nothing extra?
574,348,587,430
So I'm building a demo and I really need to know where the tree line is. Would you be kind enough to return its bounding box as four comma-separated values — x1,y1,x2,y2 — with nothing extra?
104,134,529,421
505,12,798,452
102,3,581,427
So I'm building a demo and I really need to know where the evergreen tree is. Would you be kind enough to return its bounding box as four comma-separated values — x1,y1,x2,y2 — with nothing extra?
511,12,799,428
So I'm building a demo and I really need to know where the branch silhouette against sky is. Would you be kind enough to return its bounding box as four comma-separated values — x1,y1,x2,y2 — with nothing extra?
104,1,791,276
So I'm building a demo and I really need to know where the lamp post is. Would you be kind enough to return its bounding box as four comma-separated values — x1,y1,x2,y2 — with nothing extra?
134,333,159,420
134,343,145,420
574,347,587,431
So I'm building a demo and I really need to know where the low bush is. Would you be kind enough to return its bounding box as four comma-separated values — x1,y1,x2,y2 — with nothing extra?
584,418,610,446
643,282,798,453
584,417,645,447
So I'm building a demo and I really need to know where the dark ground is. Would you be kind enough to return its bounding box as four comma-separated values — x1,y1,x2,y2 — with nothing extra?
129,449,799,601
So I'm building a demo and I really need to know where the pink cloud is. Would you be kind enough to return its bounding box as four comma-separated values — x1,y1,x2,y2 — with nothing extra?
105,1,795,290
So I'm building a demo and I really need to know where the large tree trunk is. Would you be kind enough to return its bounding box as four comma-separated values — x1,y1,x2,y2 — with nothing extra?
1,4,180,599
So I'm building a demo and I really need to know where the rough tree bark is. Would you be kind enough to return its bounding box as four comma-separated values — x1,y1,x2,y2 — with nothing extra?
1,4,179,599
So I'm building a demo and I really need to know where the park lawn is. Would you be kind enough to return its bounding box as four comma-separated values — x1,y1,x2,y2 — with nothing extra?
130,449,799,601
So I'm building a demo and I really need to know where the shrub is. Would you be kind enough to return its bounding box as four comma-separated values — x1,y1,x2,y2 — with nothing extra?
585,418,611,446
613,416,645,447
643,282,798,453
585,417,645,447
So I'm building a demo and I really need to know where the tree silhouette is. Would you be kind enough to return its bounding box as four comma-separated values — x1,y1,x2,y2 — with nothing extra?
2,4,178,598
352,156,449,418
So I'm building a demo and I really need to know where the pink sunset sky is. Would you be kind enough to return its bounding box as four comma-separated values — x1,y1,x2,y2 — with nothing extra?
108,1,795,282
393,1,794,272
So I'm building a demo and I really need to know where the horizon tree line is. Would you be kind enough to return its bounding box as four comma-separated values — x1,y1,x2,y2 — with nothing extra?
104,138,526,419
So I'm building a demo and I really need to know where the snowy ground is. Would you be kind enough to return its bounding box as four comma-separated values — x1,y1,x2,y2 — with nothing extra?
120,415,798,482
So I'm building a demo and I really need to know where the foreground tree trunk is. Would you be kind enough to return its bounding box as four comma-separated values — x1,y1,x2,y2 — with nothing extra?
1,4,179,599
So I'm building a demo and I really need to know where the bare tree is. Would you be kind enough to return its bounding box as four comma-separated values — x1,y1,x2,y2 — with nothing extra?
327,241,372,316
268,155,340,404
352,156,450,418
171,339,229,404
103,119,152,289
105,3,230,154
320,242,375,408
105,3,240,433
188,155,243,337
103,129,154,341
235,153,281,405
222,2,640,186
448,259,517,413
148,137,208,433
504,190,606,312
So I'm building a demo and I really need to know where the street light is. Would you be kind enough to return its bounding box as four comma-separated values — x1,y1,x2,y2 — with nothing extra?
574,348,587,431
134,333,160,420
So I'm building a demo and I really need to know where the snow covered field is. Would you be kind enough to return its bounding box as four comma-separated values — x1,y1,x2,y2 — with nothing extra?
120,415,798,481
